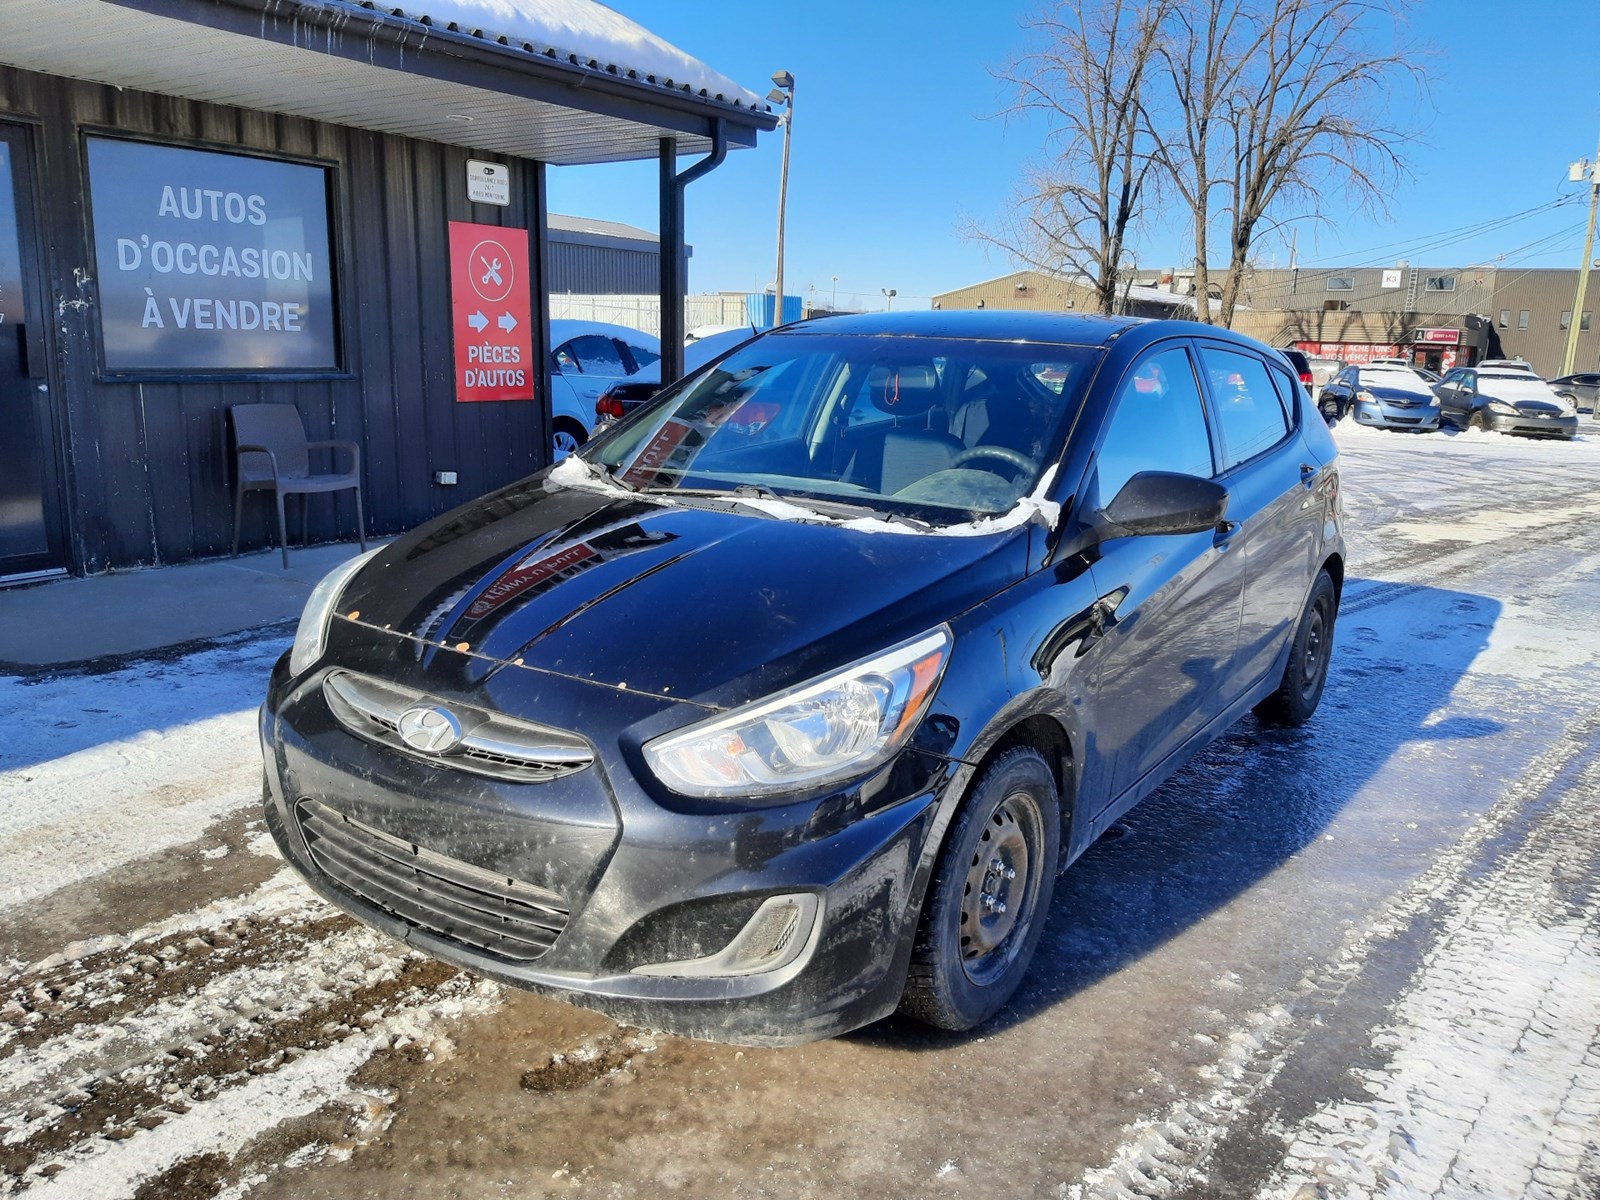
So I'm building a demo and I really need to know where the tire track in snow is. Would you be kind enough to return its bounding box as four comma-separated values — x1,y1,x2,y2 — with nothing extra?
0,869,501,1197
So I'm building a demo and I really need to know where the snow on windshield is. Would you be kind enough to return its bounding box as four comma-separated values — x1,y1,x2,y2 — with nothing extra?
335,0,764,106
1361,367,1433,394
1476,375,1562,401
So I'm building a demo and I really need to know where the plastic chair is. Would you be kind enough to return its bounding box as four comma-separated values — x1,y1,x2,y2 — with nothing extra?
230,404,366,569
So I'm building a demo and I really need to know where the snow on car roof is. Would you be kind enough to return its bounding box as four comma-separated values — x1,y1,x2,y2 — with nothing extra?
348,0,765,108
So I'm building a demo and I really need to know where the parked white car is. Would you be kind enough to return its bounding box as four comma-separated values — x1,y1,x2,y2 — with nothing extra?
548,320,661,457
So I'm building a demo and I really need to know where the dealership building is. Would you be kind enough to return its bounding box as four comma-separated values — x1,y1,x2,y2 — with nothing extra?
0,0,772,581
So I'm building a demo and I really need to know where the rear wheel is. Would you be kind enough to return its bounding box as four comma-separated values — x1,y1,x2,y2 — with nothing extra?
1255,570,1337,727
899,747,1060,1032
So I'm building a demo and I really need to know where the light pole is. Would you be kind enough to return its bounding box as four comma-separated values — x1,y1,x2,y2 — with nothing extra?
831,275,838,311
767,71,794,328
881,287,897,312
1561,140,1600,377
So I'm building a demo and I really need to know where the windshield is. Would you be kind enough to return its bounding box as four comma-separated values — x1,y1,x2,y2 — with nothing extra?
584,332,1100,524
1361,367,1433,394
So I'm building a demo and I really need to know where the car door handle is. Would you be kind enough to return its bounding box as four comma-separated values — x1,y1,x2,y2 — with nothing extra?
1213,520,1238,549
1299,463,1317,488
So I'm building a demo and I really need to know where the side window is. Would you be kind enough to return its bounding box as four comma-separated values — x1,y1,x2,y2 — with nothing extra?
1199,347,1292,471
1091,346,1215,506
567,334,628,375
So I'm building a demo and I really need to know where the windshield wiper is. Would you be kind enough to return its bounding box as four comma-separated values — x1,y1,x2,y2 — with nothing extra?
639,481,932,530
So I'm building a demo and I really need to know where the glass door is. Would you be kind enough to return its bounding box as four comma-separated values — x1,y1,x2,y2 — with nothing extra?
0,125,65,578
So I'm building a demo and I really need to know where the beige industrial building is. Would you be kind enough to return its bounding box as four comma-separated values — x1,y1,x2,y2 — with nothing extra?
933,265,1600,377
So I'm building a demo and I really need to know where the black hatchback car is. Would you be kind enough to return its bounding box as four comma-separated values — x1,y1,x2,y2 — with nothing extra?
262,313,1344,1045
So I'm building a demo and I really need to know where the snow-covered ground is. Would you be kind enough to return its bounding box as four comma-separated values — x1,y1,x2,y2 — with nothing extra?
1,420,1597,1198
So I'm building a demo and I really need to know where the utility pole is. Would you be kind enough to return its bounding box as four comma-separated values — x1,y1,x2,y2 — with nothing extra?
1561,137,1600,377
767,71,794,328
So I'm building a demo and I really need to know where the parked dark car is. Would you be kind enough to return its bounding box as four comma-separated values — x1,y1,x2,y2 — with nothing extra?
1547,372,1600,414
1317,363,1441,429
261,313,1344,1046
1278,347,1316,393
1434,366,1578,438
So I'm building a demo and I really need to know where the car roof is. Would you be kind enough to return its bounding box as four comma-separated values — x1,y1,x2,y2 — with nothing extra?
549,319,662,350
777,309,1259,352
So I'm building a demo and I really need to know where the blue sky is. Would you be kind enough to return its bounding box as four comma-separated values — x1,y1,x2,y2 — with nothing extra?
547,0,1600,310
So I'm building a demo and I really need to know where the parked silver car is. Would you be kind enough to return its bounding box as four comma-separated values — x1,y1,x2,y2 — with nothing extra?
1434,368,1578,439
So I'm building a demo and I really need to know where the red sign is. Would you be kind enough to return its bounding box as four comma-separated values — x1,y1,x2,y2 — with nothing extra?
449,221,533,403
1414,328,1460,344
1292,341,1404,364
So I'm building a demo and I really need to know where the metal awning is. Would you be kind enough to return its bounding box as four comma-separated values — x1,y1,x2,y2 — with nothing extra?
0,0,776,164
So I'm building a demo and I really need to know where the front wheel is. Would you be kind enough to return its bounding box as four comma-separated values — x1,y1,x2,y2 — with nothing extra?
1320,397,1340,426
899,747,1060,1032
1255,570,1337,727
552,418,587,461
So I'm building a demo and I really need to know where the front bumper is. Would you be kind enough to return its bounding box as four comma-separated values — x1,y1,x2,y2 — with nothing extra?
1352,399,1441,430
1482,409,1579,438
260,647,954,1045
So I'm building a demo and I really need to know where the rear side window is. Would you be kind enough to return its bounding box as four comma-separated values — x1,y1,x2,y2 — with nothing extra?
1092,346,1215,506
1199,347,1291,471
565,335,628,375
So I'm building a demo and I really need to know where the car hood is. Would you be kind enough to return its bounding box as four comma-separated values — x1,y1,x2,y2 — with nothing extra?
336,474,1030,709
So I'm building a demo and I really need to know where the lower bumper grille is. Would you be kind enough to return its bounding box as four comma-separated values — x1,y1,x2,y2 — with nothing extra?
295,798,569,963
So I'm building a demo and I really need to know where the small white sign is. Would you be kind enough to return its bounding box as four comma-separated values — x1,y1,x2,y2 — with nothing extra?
1381,269,1402,289
466,160,510,207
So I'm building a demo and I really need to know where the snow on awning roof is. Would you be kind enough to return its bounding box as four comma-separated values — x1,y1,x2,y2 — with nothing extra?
0,0,776,165
357,0,765,110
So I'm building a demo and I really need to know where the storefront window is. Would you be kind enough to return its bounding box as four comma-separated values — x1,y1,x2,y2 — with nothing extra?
87,137,339,372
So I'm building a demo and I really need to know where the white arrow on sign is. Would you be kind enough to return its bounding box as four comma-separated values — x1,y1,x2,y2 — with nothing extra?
498,312,518,333
467,311,488,333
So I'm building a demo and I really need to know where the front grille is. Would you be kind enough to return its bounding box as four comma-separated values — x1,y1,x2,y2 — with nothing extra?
323,670,592,784
296,798,569,963
1389,416,1422,425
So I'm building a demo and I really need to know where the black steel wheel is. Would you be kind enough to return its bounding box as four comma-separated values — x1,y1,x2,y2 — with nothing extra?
1255,569,1337,727
899,746,1060,1032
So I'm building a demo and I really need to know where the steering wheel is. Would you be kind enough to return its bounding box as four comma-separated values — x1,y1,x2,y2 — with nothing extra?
951,445,1036,476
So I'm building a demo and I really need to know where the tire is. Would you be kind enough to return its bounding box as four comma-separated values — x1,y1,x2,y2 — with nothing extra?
552,418,587,460
899,746,1060,1032
1468,410,1487,432
1320,397,1339,426
1254,570,1337,727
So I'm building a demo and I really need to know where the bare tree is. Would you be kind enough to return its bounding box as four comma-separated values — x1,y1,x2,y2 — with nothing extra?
975,0,1172,315
1151,0,1421,326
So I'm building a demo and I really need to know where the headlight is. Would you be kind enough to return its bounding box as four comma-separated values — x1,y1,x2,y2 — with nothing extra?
289,547,382,676
1555,395,1577,416
1356,389,1377,404
1486,400,1518,415
644,627,953,799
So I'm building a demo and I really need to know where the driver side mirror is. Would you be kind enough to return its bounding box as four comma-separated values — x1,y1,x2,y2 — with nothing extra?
1102,471,1229,537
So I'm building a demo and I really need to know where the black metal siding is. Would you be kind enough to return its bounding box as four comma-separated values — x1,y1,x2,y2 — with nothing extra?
0,65,550,573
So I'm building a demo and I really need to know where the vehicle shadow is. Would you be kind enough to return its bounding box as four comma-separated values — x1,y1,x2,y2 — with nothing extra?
852,578,1503,1050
